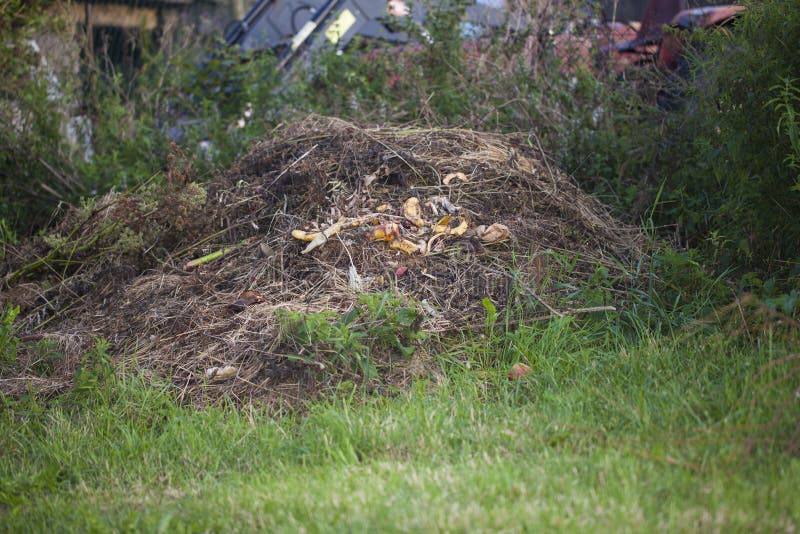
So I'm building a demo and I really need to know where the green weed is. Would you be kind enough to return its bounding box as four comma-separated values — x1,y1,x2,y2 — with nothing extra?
0,305,20,366
277,292,423,378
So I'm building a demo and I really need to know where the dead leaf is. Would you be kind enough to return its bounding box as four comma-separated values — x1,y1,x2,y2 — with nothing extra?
258,242,275,259
479,223,510,243
228,290,266,312
508,362,532,381
396,265,408,276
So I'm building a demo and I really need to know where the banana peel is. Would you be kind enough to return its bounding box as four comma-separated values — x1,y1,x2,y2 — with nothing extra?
403,197,425,227
432,216,468,237
450,219,468,237
292,216,370,254
205,365,237,381
389,238,419,254
291,229,318,242
432,215,452,234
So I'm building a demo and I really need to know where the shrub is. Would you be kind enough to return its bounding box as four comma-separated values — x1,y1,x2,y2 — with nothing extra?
658,0,800,273
0,1,77,233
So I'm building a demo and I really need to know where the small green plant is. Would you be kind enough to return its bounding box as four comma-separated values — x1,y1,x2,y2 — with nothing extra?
70,338,114,404
0,304,21,366
482,297,498,335
277,293,423,379
767,76,800,188
356,293,423,358
27,339,64,377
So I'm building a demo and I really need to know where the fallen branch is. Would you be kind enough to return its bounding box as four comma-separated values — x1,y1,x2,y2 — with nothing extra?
449,305,617,333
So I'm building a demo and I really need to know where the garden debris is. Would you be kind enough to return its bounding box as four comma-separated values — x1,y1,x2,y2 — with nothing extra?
348,265,364,291
258,242,276,259
402,197,426,227
443,172,469,185
0,115,645,406
205,365,238,381
366,222,402,242
429,196,460,214
228,291,266,312
297,216,370,254
296,199,483,257
185,242,244,270
508,362,532,381
389,238,420,254
478,223,510,243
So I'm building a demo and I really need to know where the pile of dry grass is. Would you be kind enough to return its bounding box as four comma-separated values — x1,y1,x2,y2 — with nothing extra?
0,115,645,405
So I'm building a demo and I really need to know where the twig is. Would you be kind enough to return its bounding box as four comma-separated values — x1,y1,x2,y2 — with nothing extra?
564,305,617,314
519,284,565,318
266,144,318,190
451,305,617,332
499,268,564,317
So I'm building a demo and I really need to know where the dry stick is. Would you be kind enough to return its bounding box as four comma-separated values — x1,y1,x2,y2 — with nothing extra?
360,129,426,182
488,267,566,318
520,284,565,318
39,157,82,191
454,306,617,333
265,144,318,190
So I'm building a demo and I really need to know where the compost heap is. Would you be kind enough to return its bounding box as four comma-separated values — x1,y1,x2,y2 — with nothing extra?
0,115,644,405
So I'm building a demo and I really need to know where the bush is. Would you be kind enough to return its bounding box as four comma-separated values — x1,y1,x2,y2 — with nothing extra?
658,0,800,274
0,1,77,233
0,2,286,237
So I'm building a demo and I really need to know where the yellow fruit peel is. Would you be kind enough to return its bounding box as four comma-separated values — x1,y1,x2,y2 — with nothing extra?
291,229,319,242
389,238,419,254
403,197,425,227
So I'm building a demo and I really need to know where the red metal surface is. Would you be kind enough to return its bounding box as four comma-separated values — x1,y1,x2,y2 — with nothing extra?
554,0,744,75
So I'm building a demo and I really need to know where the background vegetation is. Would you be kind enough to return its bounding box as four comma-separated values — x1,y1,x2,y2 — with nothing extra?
3,0,798,292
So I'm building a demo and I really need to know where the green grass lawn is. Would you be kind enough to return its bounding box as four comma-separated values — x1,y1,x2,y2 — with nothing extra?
1,318,798,532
